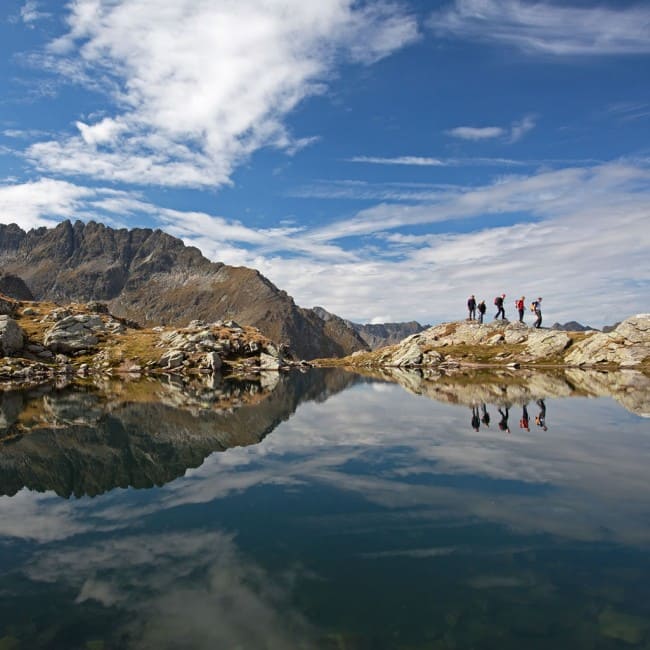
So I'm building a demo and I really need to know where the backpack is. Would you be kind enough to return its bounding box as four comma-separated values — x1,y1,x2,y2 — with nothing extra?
494,297,499,305
530,302,537,312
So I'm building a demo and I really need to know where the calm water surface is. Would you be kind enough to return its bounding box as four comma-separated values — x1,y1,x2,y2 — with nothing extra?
1,369,649,649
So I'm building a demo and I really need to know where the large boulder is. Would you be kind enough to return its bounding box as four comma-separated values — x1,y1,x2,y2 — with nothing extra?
0,316,24,355
565,314,650,367
44,314,105,353
524,330,572,359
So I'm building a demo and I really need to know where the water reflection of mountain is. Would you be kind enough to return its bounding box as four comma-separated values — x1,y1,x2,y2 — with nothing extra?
352,366,650,417
0,369,360,498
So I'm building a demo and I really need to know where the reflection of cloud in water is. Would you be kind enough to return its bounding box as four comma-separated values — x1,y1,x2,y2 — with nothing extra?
1,373,650,549
26,531,313,650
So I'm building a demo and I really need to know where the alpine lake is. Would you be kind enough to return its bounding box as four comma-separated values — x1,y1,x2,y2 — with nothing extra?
1,367,649,650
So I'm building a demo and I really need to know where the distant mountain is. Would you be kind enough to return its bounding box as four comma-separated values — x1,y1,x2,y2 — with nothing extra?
602,322,621,333
551,321,598,332
313,306,426,350
0,220,367,360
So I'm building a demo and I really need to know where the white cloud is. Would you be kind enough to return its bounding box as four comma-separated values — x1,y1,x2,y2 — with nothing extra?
447,115,536,142
446,126,505,140
430,0,650,56
1,158,648,327
348,156,445,166
508,114,536,142
20,0,50,24
26,0,419,188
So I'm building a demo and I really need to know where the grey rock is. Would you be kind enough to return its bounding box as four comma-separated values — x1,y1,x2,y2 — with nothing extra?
202,351,222,371
0,316,24,355
565,314,650,367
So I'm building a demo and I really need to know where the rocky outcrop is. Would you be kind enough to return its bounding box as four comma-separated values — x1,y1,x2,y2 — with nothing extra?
565,314,650,368
43,313,115,353
0,316,23,355
0,220,367,359
340,315,650,370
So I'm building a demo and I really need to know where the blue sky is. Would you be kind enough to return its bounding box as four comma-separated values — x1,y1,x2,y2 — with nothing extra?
0,0,649,327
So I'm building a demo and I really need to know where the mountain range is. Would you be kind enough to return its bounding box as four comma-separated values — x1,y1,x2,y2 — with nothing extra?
0,220,422,359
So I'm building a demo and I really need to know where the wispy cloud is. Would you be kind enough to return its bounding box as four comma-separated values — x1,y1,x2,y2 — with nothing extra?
607,102,650,122
24,0,419,189
447,115,536,143
429,0,650,56
446,126,505,141
20,1,50,24
3,158,647,326
347,156,445,166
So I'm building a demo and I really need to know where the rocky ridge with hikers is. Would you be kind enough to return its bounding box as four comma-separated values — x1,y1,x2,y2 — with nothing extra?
331,315,650,371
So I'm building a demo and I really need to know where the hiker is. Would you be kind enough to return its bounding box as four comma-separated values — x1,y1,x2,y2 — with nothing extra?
515,296,525,323
494,293,506,320
481,404,490,427
471,406,480,431
467,294,477,320
498,406,510,433
519,403,530,432
535,399,547,431
477,300,487,323
531,297,543,328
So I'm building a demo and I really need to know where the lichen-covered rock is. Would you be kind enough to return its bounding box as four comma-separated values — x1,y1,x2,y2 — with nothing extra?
202,351,222,371
565,314,650,367
159,350,185,369
44,314,104,353
0,316,24,355
524,330,571,359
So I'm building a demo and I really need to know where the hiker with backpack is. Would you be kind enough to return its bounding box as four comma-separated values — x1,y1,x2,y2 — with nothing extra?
515,296,525,323
467,294,477,320
494,293,506,320
531,297,543,328
477,300,486,323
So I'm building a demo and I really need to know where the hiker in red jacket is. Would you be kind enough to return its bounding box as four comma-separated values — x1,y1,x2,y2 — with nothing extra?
515,296,525,323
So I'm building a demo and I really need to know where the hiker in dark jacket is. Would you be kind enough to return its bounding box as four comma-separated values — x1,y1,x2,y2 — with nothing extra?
535,399,547,431
477,300,486,323
494,293,506,320
498,406,510,433
471,406,480,431
467,295,477,320
481,404,490,427
532,297,543,328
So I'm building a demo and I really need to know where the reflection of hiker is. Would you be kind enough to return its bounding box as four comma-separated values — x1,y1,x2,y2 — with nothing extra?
519,403,530,432
498,406,510,433
481,404,490,427
478,300,487,324
471,406,480,431
494,293,506,320
535,399,548,431
531,297,543,328
515,296,525,323
467,295,477,320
